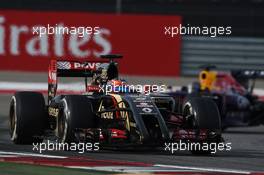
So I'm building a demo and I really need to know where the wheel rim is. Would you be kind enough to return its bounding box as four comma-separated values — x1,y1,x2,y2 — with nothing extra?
10,97,17,141
58,99,69,143
58,112,65,140
183,103,197,129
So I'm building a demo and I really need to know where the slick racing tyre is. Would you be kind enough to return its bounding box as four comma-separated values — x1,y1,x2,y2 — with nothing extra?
58,95,96,143
182,97,222,154
9,92,47,144
183,97,221,130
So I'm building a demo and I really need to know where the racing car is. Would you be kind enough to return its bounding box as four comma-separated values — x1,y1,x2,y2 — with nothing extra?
168,65,264,130
9,55,222,154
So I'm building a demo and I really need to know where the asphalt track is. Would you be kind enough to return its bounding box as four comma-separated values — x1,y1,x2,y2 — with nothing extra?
1,72,264,173
1,94,264,173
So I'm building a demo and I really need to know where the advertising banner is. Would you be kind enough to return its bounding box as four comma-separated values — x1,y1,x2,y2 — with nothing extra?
0,10,181,76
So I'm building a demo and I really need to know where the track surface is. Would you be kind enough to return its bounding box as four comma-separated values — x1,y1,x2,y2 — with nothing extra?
1,94,264,172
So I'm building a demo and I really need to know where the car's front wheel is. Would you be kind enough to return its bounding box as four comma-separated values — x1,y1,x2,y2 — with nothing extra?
57,95,96,143
182,97,222,154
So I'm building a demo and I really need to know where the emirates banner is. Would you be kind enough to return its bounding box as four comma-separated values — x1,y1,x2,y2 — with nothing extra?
0,10,181,76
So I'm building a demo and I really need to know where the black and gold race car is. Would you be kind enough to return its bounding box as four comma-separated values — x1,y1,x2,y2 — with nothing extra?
9,55,222,154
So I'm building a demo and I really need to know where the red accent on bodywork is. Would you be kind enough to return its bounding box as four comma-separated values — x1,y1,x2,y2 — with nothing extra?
214,73,246,95
111,96,120,119
110,129,127,139
173,129,207,140
48,60,57,84
87,85,101,93
168,114,184,125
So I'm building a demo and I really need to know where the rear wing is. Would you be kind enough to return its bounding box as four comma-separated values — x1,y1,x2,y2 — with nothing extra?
231,70,264,94
47,55,122,104
231,70,264,79
48,59,108,103
49,54,123,80
48,59,107,79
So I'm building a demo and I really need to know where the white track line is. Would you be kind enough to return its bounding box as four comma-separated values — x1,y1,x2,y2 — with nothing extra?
0,82,85,92
155,164,251,174
66,166,196,173
0,150,253,174
0,155,19,158
0,151,66,159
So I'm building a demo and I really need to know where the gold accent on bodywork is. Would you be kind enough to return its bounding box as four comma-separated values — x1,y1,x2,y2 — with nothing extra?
48,107,59,117
110,94,130,131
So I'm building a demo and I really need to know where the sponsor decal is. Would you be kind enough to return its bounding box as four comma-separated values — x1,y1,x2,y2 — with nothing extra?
73,62,101,70
48,107,59,117
136,102,154,108
101,112,114,119
142,107,153,113
57,62,71,69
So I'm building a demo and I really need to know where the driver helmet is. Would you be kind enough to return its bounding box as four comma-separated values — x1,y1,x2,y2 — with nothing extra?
107,79,129,93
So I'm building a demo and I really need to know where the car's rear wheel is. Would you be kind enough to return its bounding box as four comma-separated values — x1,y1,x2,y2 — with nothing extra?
9,92,47,144
57,95,96,143
182,97,222,154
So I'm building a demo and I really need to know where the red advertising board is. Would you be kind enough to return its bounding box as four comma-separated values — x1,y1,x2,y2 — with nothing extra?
0,10,181,76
